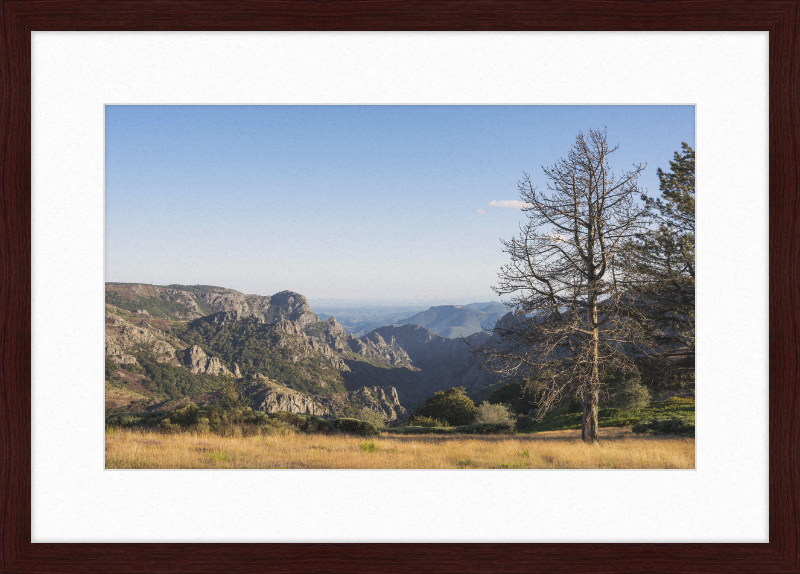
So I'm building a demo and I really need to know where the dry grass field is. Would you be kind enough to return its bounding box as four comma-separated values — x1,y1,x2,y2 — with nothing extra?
105,426,694,469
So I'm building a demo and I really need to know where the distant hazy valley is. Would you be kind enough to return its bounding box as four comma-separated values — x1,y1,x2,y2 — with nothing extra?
313,300,506,338
105,283,513,422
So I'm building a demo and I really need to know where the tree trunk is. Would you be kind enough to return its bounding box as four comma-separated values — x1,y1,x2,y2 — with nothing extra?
581,386,599,444
583,285,601,445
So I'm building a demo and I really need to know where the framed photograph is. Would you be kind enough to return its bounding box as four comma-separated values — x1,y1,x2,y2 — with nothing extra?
2,2,795,572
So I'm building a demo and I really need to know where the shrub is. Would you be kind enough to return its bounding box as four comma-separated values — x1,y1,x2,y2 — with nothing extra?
166,403,200,426
474,401,517,428
615,378,652,411
408,415,448,428
568,396,583,413
413,386,477,427
332,418,379,436
217,376,252,410
108,413,146,427
270,411,334,434
355,406,389,429
632,416,695,438
359,441,379,453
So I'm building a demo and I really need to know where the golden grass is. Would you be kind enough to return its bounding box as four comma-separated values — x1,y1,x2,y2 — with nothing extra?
105,426,694,469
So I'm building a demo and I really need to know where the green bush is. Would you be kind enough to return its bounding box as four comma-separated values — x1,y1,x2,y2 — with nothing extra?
632,416,694,438
615,378,652,411
413,386,476,427
108,413,146,427
167,403,200,426
270,411,334,434
332,418,379,436
408,415,448,428
474,401,516,428
354,406,389,428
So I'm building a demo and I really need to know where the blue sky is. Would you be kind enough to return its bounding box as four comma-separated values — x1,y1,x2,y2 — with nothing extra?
105,105,695,304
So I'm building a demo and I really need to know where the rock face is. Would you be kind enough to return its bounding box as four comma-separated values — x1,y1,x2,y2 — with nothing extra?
208,311,241,325
105,309,184,367
195,289,320,326
183,345,234,377
348,386,408,423
242,378,331,417
267,291,320,328
350,331,412,367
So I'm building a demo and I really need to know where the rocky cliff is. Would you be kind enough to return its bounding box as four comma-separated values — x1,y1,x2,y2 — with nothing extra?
241,377,331,417
105,283,321,325
183,345,235,377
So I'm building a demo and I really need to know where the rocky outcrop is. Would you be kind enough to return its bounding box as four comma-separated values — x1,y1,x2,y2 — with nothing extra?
242,378,330,417
352,331,412,367
152,340,180,366
105,312,156,347
267,291,319,327
105,310,185,367
207,311,241,325
198,292,264,319
349,386,408,423
183,345,234,377
107,353,138,366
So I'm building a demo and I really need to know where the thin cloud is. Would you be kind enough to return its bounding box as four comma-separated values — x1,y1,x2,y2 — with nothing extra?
475,208,486,215
487,200,531,210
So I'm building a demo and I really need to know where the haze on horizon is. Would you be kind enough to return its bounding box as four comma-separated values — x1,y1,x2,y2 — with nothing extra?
105,105,695,303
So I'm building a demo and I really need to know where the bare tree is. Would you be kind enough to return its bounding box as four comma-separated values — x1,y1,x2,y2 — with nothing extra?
477,128,652,444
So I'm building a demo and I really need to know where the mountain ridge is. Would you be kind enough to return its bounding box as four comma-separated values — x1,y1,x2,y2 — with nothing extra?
104,283,507,420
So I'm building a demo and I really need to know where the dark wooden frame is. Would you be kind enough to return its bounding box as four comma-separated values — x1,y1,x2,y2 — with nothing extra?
1,2,796,573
